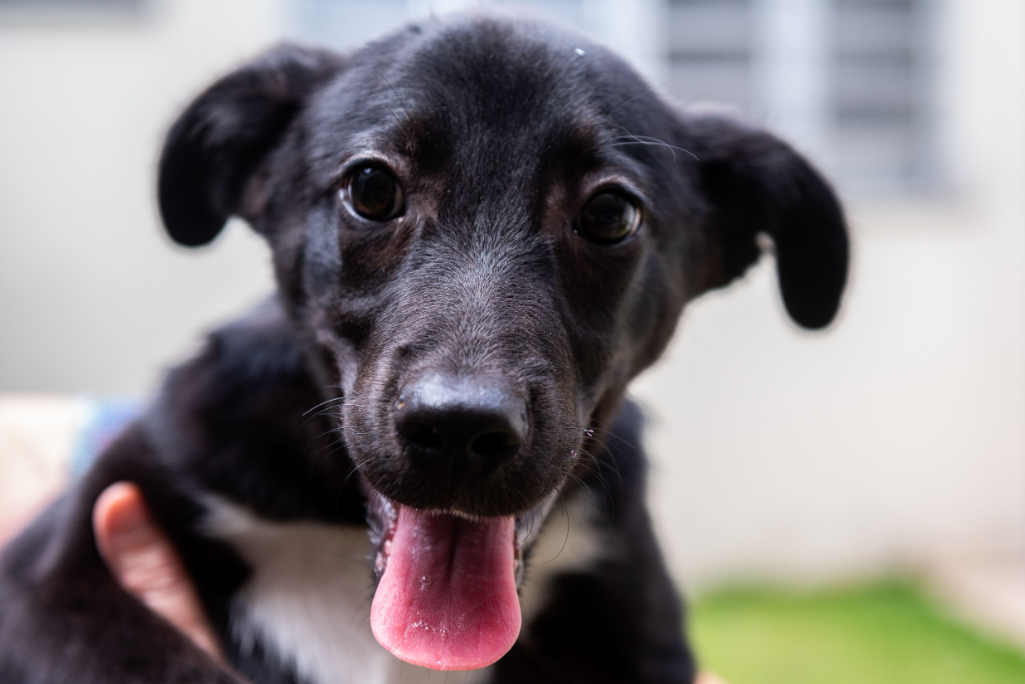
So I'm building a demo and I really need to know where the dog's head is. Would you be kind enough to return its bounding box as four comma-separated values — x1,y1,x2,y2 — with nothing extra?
158,15,847,671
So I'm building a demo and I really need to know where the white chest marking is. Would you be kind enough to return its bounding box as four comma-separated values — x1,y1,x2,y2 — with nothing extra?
204,499,489,684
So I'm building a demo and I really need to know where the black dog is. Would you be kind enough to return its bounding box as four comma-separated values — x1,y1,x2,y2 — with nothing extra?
0,14,847,684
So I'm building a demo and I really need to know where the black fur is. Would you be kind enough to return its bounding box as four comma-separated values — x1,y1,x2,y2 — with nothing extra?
0,14,847,684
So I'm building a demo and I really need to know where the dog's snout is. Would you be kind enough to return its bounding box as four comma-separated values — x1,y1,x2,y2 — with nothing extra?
394,373,526,483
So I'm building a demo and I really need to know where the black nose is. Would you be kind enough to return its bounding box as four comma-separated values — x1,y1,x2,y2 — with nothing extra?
394,373,527,483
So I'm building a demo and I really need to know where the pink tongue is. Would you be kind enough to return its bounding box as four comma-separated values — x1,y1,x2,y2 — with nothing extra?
370,506,521,670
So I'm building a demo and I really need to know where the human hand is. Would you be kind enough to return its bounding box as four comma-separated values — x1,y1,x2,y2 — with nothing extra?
92,481,224,662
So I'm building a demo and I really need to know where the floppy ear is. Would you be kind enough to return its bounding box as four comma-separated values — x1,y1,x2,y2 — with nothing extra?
690,112,849,329
158,44,342,247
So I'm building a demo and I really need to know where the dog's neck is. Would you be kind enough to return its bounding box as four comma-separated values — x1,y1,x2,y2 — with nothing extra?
201,490,606,684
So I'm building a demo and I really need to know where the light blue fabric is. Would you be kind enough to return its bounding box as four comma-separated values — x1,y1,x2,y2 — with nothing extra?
70,396,141,476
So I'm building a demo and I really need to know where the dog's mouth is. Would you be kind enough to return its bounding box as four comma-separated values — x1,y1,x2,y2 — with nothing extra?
363,480,558,671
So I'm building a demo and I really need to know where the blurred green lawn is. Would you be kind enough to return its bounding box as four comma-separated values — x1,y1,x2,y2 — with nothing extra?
690,582,1025,684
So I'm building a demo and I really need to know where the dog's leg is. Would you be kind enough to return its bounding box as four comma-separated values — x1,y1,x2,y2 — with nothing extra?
495,401,697,684
0,430,246,684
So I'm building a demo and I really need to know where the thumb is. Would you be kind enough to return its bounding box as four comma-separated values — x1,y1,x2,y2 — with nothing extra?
93,481,224,662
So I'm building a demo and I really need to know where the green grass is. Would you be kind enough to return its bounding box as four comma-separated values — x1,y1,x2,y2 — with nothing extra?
689,581,1025,684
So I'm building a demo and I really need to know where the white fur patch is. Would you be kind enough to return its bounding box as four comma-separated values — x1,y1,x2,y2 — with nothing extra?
203,498,490,684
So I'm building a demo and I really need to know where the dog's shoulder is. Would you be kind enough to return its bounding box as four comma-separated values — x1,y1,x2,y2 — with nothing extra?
134,298,361,524
163,298,310,412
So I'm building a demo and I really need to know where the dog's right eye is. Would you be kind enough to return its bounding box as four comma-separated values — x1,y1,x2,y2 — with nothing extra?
345,166,404,221
575,191,641,245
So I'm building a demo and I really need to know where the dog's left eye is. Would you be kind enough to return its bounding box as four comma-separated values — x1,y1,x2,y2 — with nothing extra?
575,191,641,245
345,165,404,221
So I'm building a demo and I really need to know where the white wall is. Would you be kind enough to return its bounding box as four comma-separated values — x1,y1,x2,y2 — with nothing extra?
0,0,280,393
1,0,1022,588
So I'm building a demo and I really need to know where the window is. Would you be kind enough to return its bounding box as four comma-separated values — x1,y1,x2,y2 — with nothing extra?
831,0,932,187
666,0,753,110
664,0,934,190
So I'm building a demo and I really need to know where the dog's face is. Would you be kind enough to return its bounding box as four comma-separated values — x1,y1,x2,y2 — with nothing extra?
158,15,847,671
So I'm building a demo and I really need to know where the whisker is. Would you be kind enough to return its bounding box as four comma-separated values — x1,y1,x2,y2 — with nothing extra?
567,451,615,507
604,92,646,119
609,126,700,162
375,71,415,142
303,395,349,417
609,138,699,162
325,426,368,437
306,402,364,421
563,423,634,450
543,489,572,565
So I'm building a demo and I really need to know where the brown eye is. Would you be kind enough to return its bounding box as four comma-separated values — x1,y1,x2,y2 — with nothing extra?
576,191,640,245
346,165,404,221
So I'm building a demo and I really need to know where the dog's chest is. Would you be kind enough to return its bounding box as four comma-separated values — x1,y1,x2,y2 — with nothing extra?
204,499,489,684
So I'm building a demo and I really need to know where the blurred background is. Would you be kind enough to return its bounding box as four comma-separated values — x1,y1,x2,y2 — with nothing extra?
2,0,1024,681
